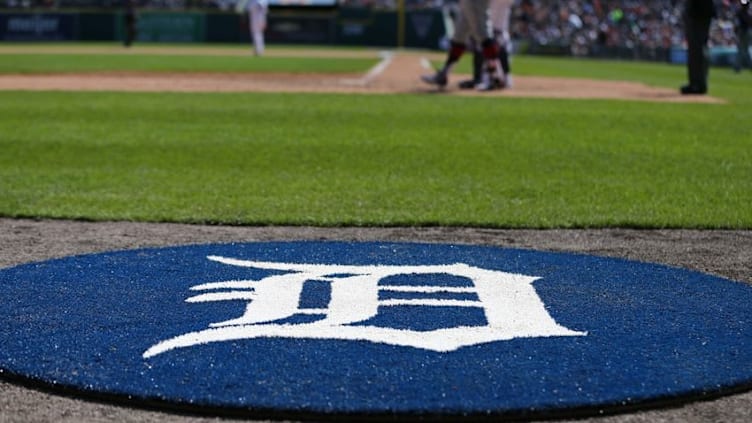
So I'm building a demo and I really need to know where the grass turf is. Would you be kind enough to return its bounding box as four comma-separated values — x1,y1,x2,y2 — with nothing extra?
0,49,750,228
0,53,376,74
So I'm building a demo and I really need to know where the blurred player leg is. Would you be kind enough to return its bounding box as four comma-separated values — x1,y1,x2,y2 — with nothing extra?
421,11,471,88
124,0,137,48
250,2,268,56
467,0,504,91
476,0,512,90
491,0,513,78
475,39,504,91
421,41,464,87
422,0,491,89
457,39,483,89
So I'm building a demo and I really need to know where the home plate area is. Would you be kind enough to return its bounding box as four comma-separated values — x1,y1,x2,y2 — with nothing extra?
1,241,751,420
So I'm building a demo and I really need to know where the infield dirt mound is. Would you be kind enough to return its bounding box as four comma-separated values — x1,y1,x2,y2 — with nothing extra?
0,50,723,103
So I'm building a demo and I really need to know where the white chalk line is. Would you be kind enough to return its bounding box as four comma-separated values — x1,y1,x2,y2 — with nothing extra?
340,50,394,87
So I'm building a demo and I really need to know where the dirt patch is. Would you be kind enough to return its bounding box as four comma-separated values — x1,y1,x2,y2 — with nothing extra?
0,50,724,103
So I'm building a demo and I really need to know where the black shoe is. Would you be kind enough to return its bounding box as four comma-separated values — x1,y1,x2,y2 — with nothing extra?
680,84,707,95
458,79,477,90
421,71,448,88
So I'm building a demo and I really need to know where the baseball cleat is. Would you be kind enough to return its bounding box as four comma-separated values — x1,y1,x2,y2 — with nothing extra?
475,76,505,91
458,79,477,90
680,84,707,95
421,71,448,88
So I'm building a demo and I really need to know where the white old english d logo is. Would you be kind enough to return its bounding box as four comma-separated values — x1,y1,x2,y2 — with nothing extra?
143,256,586,358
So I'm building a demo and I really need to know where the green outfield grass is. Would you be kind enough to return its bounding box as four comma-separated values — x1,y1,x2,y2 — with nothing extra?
0,47,750,228
0,53,376,74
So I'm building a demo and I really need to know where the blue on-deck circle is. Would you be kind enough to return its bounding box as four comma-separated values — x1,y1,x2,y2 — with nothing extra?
0,241,750,419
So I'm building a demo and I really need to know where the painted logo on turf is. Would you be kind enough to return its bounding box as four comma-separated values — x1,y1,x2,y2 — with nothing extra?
144,256,586,358
4,241,751,417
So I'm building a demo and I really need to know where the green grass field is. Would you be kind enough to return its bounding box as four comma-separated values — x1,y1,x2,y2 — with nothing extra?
0,53,376,74
0,44,750,228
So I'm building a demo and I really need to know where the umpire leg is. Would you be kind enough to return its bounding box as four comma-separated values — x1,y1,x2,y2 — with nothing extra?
684,14,712,94
738,29,751,71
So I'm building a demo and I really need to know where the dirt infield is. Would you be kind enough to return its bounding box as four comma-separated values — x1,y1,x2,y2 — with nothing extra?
0,219,751,423
0,49,724,103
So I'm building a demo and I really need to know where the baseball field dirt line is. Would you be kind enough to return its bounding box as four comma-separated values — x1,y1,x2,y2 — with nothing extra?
0,218,750,423
0,50,724,103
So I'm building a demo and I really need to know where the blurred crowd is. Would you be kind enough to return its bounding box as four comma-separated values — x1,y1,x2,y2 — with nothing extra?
3,0,748,51
510,0,741,54
339,0,749,53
